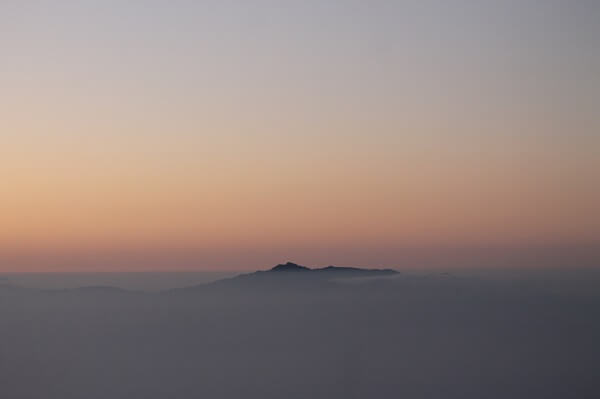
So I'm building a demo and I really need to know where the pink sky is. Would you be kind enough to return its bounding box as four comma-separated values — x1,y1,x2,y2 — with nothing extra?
2,2,599,271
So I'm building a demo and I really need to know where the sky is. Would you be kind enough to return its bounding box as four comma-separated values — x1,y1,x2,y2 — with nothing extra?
1,1,599,271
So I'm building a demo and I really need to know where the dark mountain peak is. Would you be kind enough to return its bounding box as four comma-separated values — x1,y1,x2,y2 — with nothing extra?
177,263,399,293
268,262,397,276
270,262,310,272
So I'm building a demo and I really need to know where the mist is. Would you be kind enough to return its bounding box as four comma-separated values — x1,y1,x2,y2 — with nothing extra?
1,264,599,399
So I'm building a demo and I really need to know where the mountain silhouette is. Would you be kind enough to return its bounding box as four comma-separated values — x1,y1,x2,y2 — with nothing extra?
173,262,398,294
269,261,397,275
225,261,397,282
270,262,311,272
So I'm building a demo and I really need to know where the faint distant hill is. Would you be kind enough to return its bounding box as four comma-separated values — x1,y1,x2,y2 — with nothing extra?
0,277,33,297
172,262,398,294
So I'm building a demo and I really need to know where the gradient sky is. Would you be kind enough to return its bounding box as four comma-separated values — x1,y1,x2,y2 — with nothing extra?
2,1,599,271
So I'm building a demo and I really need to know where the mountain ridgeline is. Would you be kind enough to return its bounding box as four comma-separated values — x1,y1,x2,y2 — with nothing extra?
174,262,399,293
269,262,397,276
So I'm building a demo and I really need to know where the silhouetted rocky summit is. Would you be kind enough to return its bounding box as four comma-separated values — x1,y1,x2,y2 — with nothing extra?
270,262,311,272
174,262,398,293
268,262,397,276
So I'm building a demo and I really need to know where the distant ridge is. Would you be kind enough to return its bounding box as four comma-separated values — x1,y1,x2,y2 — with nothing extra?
172,262,399,293
268,262,397,276
270,262,311,272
